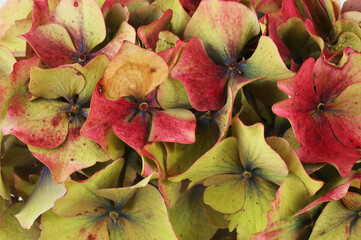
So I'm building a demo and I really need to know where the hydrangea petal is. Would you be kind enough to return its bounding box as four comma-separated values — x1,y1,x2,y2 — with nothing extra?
29,123,110,183
184,0,260,65
22,23,78,67
102,41,168,100
29,66,85,100
170,37,228,111
0,45,16,79
15,167,66,229
49,0,106,53
2,94,70,149
137,9,172,50
149,109,196,144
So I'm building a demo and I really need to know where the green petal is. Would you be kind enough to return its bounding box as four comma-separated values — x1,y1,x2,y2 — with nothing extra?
152,0,190,36
203,174,246,214
155,31,180,52
0,203,40,240
164,119,219,175
232,118,288,184
53,160,123,217
29,66,85,100
94,174,153,206
239,36,295,105
40,210,109,240
0,45,16,79
266,137,323,196
114,185,178,240
70,54,110,104
15,167,66,229
228,177,278,239
157,77,191,110
309,200,359,240
168,185,218,240
0,19,32,57
169,137,240,188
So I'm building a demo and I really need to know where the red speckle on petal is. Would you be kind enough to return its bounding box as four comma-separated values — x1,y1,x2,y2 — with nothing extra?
87,234,95,240
74,1,78,7
51,114,63,127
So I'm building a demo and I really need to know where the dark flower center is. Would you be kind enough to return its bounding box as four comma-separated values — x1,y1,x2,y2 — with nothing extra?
109,211,119,222
139,102,149,112
243,171,252,179
317,103,325,112
78,54,86,62
204,111,213,119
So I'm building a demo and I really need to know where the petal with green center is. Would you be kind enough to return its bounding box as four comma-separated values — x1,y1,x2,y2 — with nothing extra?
29,123,111,183
169,137,240,188
2,94,70,149
152,0,190,36
232,118,288,185
50,0,106,53
15,167,66,229
168,185,218,240
0,45,16,79
102,41,168,100
184,0,260,65
40,211,109,240
227,177,279,240
170,37,229,111
149,108,196,144
53,160,123,217
29,66,85,100
138,9,172,50
203,174,246,214
22,23,78,67
0,203,40,240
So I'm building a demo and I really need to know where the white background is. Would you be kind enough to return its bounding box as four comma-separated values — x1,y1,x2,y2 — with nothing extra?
0,0,349,9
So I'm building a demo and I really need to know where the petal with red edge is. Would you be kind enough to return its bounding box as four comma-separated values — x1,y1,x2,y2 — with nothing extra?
94,22,136,60
22,24,77,67
2,94,70,149
29,123,110,183
170,37,228,111
184,0,260,65
49,0,106,53
137,9,172,50
149,109,196,144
